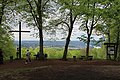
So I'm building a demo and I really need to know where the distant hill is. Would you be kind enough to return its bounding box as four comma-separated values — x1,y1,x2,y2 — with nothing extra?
14,41,86,49
14,40,101,49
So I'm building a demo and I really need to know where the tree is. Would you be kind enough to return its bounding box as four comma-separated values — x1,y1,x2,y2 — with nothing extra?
78,0,107,59
0,0,16,59
13,0,57,59
51,0,78,60
92,0,120,60
28,0,44,57
106,1,120,60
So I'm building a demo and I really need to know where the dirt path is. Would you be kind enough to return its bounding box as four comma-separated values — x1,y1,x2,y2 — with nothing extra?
0,59,120,80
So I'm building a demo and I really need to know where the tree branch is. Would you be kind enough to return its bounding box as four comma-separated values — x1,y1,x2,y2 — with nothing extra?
85,0,90,34
90,2,95,35
85,19,89,34
26,0,38,27
93,15,101,27
55,21,70,29
42,0,50,9
33,0,38,7
72,15,77,23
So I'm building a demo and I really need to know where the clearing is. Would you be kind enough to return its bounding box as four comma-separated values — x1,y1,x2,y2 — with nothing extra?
0,59,120,80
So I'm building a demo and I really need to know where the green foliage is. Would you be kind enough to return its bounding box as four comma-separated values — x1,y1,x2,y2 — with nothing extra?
90,46,106,59
1,0,120,61
67,49,81,58
44,48,63,59
21,47,106,60
1,30,15,58
77,34,96,44
0,26,16,60
0,0,17,60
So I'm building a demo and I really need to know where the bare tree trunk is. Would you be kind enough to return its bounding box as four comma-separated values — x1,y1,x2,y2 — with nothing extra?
0,14,2,24
86,34,90,59
108,30,110,43
39,28,43,54
116,25,120,60
38,28,44,59
0,16,2,25
38,0,44,59
62,28,73,60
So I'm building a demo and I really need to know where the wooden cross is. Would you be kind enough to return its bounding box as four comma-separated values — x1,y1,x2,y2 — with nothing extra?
9,22,30,59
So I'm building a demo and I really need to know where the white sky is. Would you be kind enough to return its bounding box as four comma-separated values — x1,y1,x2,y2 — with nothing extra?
12,22,38,41
12,22,101,41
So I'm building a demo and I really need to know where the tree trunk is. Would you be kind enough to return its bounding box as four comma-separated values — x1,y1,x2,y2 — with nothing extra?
39,28,43,54
86,34,90,59
108,30,110,43
0,17,2,25
118,39,120,60
38,0,44,59
62,6,74,60
38,28,44,59
116,25,120,60
0,15,2,25
62,28,73,60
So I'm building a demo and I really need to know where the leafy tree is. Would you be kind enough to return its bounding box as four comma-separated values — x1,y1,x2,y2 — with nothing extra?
27,0,44,57
12,0,57,59
93,0,120,60
107,1,120,60
0,0,16,59
77,0,108,59
51,0,78,60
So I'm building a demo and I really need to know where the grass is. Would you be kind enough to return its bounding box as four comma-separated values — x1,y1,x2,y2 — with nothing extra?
3,46,106,60
19,47,106,60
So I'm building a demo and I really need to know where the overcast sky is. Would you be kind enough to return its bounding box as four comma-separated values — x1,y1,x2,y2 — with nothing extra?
12,22,102,41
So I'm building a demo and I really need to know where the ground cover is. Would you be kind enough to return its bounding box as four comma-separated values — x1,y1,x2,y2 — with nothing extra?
0,59,120,80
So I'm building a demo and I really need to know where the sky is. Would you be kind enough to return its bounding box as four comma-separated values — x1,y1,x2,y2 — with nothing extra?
12,22,102,41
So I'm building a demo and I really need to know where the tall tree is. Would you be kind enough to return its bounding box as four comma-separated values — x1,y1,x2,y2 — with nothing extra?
78,0,107,59
54,0,78,60
0,0,16,58
106,1,120,60
91,0,120,60
27,0,58,59
14,0,55,59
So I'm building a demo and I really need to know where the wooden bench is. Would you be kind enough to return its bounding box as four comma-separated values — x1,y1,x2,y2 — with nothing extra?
88,56,93,60
79,56,93,60
79,56,85,60
73,56,76,61
10,56,13,62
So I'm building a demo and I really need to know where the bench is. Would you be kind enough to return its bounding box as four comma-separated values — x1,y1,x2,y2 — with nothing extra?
10,56,13,62
73,56,76,61
88,56,93,60
79,56,93,60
